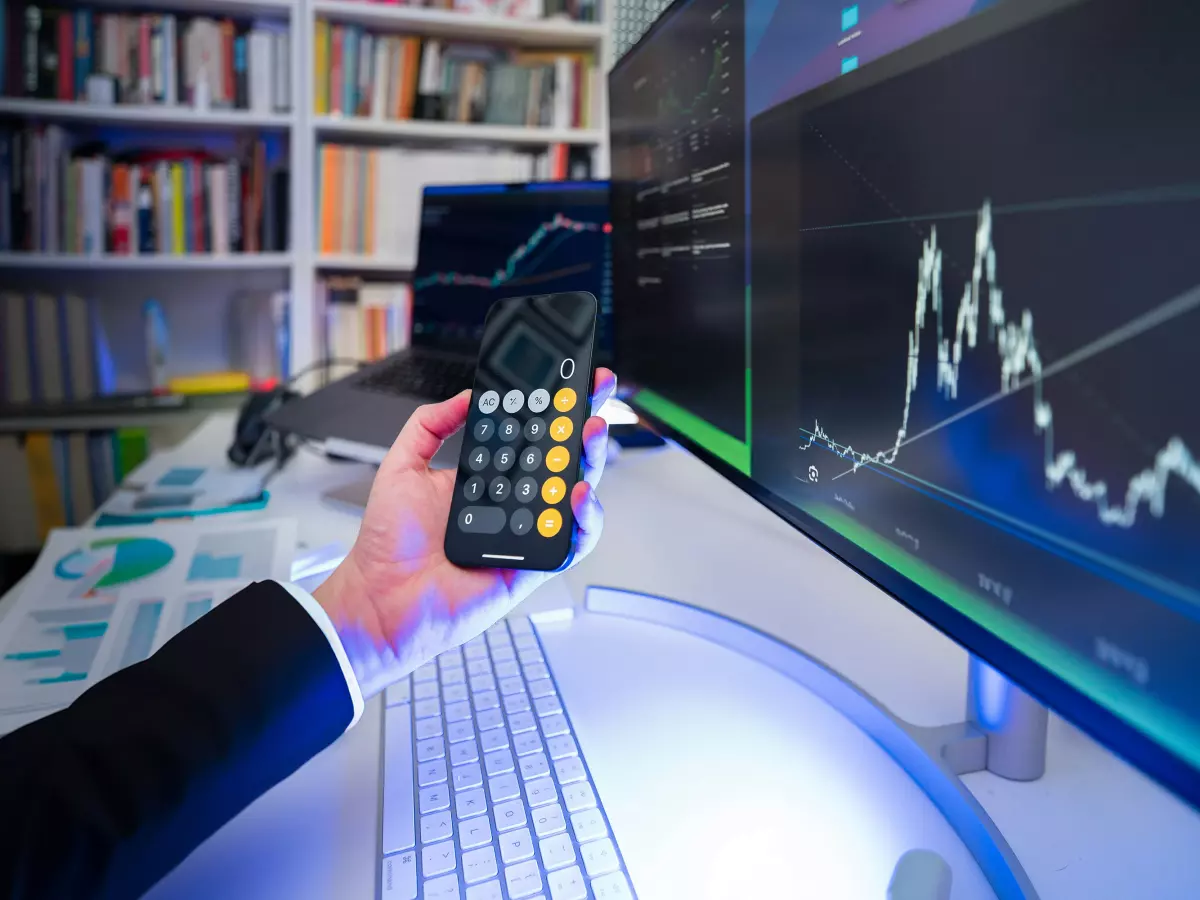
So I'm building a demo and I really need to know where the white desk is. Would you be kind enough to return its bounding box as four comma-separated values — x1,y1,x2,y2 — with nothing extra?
10,413,1200,899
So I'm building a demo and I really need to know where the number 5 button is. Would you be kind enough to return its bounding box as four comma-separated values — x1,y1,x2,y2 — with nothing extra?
550,417,573,442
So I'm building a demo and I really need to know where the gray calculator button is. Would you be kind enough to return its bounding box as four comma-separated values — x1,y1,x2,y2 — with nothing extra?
490,477,512,502
473,418,495,441
459,506,506,534
528,389,550,413
468,446,491,472
519,447,542,472
503,389,525,413
478,391,500,415
494,447,516,472
499,418,521,442
523,417,546,442
510,508,534,536
463,476,485,502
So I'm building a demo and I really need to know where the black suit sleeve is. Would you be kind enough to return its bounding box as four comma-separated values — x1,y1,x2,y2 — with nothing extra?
0,580,355,900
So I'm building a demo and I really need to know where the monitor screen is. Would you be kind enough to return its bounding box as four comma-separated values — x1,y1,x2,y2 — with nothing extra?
411,182,613,361
611,0,1200,806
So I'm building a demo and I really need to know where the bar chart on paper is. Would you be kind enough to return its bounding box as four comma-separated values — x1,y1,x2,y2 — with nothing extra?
1,606,115,692
186,529,277,582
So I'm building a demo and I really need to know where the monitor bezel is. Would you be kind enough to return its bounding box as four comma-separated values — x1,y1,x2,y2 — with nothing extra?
610,0,1200,811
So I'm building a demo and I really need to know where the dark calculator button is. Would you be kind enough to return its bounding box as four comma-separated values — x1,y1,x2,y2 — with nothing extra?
494,447,516,472
473,419,495,441
463,476,485,502
514,477,539,504
523,417,546,442
458,506,506,534
467,446,491,472
510,508,534,536
519,446,543,472
490,476,512,502
498,418,521,442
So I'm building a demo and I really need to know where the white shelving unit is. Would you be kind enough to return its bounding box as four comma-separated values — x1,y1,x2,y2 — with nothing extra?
0,0,613,390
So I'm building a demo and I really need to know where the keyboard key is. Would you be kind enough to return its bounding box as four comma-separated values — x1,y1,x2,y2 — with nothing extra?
484,748,515,776
442,667,467,686
424,844,456,878
561,781,596,813
539,714,569,738
513,731,543,757
416,717,444,740
498,676,525,696
421,812,453,843
473,690,500,711
514,634,540,651
417,738,445,762
424,872,461,900
414,699,440,720
492,645,517,663
447,720,475,744
547,864,587,900
532,802,566,838
487,621,510,638
504,692,532,714
382,707,415,855
518,648,544,666
446,701,472,723
494,661,520,679
455,787,487,819
419,785,450,814
380,850,417,899
464,642,489,661
451,740,480,766
553,757,586,785
477,708,504,731
462,845,498,883
508,616,533,635
459,814,493,849
488,772,521,802
466,880,503,900
580,837,619,877
590,871,633,900
467,657,492,676
493,798,528,832
519,751,550,781
470,673,497,693
414,662,439,682
525,777,557,808
443,684,470,704
539,833,576,871
508,712,537,734
453,761,484,790
499,826,535,864
438,647,463,667
385,679,412,706
534,695,563,717
546,735,578,760
504,860,543,898
418,759,447,787
526,676,555,697
413,680,439,700
570,808,606,842
480,727,509,753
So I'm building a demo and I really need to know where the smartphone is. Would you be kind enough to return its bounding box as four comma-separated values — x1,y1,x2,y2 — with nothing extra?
445,291,599,571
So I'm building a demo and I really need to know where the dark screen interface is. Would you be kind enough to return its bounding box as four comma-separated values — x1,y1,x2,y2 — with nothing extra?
412,183,612,359
611,0,1200,803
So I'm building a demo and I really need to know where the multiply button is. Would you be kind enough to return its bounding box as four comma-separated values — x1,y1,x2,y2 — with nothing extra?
545,446,570,473
553,388,576,413
503,390,525,413
541,477,566,505
536,508,563,538
550,417,573,442
528,389,550,413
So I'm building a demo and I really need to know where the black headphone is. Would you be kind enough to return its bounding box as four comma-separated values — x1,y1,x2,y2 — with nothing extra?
227,387,299,468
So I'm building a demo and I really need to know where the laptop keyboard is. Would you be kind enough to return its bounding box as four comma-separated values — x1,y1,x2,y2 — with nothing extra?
355,355,475,400
379,617,636,900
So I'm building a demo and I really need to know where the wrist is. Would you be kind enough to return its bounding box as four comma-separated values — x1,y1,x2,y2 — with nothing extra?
313,554,397,700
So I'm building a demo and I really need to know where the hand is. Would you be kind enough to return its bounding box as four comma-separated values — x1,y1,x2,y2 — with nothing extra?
314,369,617,699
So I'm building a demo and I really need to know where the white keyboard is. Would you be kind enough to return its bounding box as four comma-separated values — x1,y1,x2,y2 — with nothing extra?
379,617,636,900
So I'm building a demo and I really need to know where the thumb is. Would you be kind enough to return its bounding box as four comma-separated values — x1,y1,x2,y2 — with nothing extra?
387,390,471,470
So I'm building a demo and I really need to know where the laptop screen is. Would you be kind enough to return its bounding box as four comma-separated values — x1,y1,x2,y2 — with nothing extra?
411,181,613,361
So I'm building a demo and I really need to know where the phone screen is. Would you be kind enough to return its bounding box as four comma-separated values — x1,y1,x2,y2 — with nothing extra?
445,292,598,571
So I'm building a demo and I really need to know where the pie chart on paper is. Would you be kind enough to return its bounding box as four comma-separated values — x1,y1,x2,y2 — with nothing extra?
54,537,175,593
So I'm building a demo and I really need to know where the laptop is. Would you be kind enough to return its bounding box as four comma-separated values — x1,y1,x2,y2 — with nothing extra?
267,181,613,467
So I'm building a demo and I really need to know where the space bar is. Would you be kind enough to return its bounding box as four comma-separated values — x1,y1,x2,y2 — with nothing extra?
382,705,415,855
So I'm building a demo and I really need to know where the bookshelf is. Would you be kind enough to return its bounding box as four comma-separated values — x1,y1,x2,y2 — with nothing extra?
315,254,414,273
0,253,294,271
0,98,293,130
312,115,604,145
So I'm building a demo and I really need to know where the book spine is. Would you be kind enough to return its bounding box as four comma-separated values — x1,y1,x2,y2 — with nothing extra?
314,19,329,115
74,10,91,100
56,12,72,100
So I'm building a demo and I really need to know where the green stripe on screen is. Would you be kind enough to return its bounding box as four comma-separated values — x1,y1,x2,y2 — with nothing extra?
634,388,751,475
808,502,1200,770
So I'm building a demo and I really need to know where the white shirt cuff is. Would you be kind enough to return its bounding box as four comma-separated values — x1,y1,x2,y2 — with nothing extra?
277,580,365,731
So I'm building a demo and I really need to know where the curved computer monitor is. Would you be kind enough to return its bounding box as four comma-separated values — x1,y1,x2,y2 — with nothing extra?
609,0,1200,806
